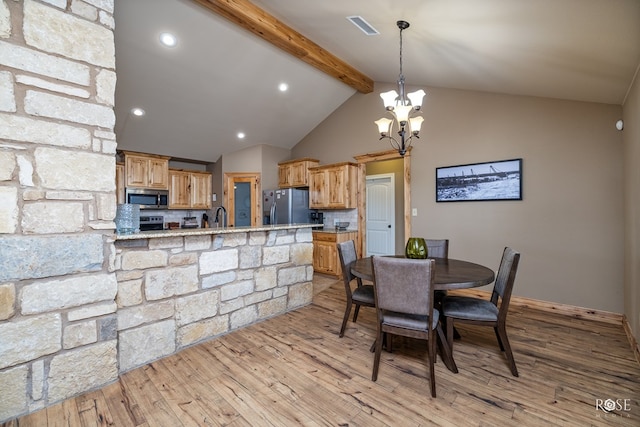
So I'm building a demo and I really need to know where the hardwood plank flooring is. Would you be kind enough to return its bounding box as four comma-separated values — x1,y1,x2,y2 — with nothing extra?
4,276,639,426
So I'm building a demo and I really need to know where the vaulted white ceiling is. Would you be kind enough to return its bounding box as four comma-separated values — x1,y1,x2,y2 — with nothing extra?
113,0,640,163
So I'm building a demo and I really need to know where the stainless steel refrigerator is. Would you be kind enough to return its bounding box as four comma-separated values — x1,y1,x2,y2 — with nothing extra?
263,188,310,225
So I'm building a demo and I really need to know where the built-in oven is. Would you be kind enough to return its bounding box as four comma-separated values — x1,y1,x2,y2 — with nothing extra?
125,188,169,210
139,215,164,231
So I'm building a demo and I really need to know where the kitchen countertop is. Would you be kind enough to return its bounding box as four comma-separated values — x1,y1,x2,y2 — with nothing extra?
115,223,316,240
312,228,358,234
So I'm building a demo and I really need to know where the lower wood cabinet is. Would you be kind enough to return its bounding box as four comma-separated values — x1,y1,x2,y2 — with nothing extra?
312,231,358,277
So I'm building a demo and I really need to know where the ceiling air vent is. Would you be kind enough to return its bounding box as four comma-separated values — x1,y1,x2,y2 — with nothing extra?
346,16,379,36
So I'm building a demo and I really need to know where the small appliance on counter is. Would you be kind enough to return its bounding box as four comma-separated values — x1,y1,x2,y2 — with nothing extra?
139,215,164,231
335,222,350,231
310,211,324,228
182,216,199,229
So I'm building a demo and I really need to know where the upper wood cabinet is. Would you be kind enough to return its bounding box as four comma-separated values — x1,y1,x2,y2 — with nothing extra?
278,158,319,188
308,162,358,209
115,163,125,204
169,169,212,210
123,151,169,190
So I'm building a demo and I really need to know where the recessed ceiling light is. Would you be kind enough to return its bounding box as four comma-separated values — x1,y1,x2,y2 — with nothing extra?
159,32,177,47
237,132,246,139
131,107,145,117
278,83,288,92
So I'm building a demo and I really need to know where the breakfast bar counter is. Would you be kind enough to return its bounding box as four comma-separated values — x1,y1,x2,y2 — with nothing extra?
115,223,316,240
112,223,315,372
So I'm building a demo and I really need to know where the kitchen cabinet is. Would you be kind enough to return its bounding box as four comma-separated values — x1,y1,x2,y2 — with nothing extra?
169,169,212,209
115,163,125,204
278,158,319,188
312,231,358,277
308,162,358,209
123,151,169,190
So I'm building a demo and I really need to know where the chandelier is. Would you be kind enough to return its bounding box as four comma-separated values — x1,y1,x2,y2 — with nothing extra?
374,20,426,156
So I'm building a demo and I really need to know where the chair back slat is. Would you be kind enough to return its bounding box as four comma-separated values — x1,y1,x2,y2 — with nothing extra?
337,240,359,287
372,256,435,316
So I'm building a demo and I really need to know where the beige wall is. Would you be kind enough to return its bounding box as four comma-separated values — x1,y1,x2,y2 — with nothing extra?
260,144,292,191
293,82,625,313
623,72,640,344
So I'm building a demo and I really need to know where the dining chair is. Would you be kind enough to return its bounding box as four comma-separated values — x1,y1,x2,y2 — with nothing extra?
371,256,449,397
337,240,375,338
426,239,449,259
441,247,521,376
426,239,449,306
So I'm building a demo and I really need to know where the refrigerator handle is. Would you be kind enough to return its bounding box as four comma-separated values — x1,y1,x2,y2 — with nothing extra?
270,201,276,224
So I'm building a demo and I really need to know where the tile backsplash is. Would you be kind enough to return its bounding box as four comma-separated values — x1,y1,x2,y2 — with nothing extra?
321,209,358,230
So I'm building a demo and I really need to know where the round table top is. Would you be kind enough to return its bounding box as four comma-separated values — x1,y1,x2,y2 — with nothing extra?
351,256,495,291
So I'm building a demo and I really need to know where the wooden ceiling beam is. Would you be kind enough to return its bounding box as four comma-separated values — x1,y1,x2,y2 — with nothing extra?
191,0,374,93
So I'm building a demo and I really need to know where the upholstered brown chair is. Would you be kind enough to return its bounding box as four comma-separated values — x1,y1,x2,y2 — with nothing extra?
426,239,449,306
337,240,375,338
441,247,521,376
371,256,449,397
425,239,449,259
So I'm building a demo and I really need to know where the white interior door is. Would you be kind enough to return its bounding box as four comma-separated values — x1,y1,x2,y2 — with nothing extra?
366,174,395,256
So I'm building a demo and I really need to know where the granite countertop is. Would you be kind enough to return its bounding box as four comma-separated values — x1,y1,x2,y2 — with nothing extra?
115,223,316,240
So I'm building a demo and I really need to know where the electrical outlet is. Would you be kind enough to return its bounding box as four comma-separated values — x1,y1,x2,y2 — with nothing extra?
412,208,418,216
334,219,339,225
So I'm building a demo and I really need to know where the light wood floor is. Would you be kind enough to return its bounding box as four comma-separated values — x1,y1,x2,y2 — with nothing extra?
5,276,640,426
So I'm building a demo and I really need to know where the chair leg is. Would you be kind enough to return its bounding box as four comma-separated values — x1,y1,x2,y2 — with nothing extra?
436,324,458,373
428,330,436,397
493,327,505,351
495,325,519,377
339,300,352,337
352,304,361,322
372,327,384,381
445,317,455,355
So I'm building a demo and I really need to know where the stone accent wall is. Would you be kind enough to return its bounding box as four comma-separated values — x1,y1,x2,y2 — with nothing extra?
114,229,313,372
0,0,118,421
0,2,315,422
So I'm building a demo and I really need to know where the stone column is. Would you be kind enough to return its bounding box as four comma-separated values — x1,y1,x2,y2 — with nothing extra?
0,0,118,421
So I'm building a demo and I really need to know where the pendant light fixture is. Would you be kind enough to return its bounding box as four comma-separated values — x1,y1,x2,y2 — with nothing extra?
374,20,426,156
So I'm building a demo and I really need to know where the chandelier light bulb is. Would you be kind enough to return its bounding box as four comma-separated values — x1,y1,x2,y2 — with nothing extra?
375,117,393,136
409,116,424,135
380,90,399,110
407,90,426,109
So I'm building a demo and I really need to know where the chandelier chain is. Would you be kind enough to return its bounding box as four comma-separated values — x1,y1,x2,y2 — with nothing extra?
399,25,404,81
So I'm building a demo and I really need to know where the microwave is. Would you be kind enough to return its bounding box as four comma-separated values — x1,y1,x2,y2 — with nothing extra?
125,188,169,209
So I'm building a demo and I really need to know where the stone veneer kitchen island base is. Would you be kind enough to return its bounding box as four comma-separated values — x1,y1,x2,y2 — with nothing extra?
113,224,315,372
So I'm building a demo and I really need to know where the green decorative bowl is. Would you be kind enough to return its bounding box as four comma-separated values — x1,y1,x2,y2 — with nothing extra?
405,237,428,259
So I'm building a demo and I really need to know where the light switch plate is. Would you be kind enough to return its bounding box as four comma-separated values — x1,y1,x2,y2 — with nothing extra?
412,208,418,216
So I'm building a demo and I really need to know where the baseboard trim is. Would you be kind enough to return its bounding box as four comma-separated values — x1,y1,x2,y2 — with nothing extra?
623,315,640,365
451,288,623,324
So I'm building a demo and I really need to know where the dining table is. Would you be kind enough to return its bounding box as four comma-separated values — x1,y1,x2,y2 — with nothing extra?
351,256,496,373
351,256,495,291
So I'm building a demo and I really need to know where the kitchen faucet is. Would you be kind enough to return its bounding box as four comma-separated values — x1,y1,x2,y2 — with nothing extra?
214,206,227,228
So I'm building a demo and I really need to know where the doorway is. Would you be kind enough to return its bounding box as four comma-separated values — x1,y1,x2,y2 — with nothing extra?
223,173,261,227
366,173,395,256
355,149,411,257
